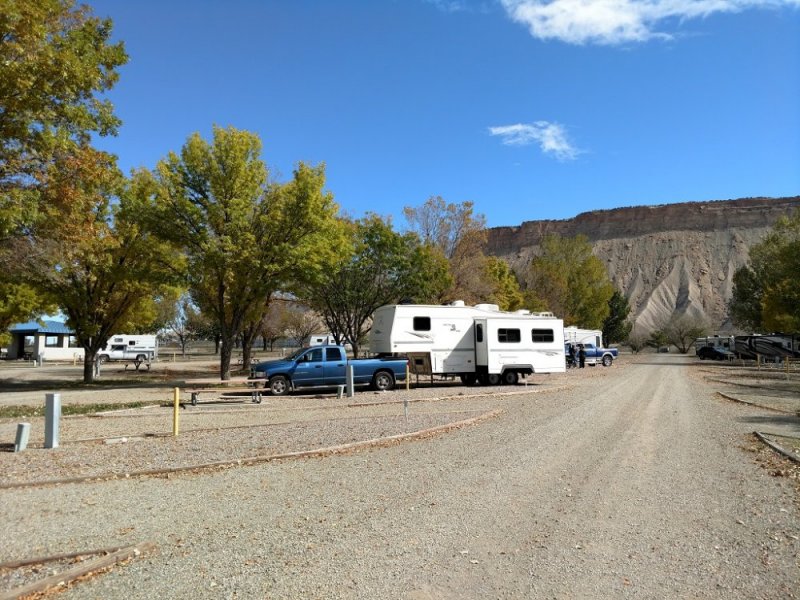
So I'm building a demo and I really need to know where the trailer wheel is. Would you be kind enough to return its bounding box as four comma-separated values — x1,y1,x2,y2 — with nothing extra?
461,373,478,386
602,355,613,367
486,373,501,386
97,355,108,364
372,370,395,391
269,375,289,396
502,371,519,385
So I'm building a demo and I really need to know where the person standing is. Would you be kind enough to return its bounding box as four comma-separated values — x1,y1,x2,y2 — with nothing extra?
578,344,586,368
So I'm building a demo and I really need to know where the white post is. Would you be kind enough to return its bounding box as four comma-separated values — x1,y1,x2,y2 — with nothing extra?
44,393,61,449
346,364,355,398
14,423,30,452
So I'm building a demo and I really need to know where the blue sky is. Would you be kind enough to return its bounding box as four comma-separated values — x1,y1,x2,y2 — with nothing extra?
90,0,800,228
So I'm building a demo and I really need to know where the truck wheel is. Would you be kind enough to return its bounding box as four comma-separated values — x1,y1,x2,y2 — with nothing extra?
269,375,289,396
98,355,108,364
136,354,147,362
461,373,477,386
372,370,395,391
502,371,519,385
486,373,501,386
602,355,613,367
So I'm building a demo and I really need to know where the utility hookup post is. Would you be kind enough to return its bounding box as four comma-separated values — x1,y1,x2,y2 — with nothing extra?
346,365,355,398
44,393,61,449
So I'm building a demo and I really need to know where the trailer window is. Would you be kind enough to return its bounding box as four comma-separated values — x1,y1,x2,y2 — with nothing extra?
498,328,521,343
531,329,554,343
476,324,483,343
413,317,431,331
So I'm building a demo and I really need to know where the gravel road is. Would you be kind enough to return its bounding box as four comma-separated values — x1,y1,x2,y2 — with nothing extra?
1,354,798,599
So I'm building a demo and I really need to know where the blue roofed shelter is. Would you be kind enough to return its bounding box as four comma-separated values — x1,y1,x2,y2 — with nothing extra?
6,320,84,362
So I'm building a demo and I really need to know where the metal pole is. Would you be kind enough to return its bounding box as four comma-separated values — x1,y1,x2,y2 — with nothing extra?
173,387,180,436
406,363,410,390
346,364,355,398
14,423,30,452
44,393,61,449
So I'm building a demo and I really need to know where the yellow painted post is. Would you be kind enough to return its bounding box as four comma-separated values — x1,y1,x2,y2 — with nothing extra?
173,387,180,436
406,363,410,390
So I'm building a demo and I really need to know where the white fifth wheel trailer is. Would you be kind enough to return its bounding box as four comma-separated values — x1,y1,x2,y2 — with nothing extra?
370,301,565,385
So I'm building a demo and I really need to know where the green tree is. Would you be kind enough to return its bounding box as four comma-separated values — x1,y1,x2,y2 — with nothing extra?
523,234,614,328
150,126,342,379
485,256,524,311
17,149,180,382
0,0,127,332
303,214,452,357
602,290,632,344
730,211,800,332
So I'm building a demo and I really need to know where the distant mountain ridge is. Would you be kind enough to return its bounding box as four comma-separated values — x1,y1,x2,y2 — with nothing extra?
486,196,800,333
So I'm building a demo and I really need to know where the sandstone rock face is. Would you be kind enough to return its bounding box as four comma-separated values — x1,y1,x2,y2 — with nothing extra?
486,197,800,333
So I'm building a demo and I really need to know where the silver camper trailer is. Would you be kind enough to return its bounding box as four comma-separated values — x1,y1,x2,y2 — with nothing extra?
370,301,565,385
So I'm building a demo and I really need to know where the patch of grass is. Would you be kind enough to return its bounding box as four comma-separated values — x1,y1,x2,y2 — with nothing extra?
0,401,161,419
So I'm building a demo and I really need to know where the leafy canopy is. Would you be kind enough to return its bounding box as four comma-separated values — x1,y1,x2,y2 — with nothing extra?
729,210,800,333
151,126,343,378
0,0,127,332
524,234,614,329
16,148,182,382
303,213,452,357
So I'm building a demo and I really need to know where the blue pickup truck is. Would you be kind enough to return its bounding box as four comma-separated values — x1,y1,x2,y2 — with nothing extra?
249,345,408,396
581,342,618,366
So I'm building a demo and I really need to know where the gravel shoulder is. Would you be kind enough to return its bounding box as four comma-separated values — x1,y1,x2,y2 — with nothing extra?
1,354,799,599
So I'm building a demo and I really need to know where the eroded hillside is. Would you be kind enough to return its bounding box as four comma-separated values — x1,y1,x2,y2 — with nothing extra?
486,197,800,333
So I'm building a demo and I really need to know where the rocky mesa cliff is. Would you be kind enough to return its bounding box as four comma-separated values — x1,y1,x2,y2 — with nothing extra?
486,196,800,333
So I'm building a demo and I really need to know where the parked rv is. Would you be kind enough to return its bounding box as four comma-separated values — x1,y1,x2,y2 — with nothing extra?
97,335,158,365
305,333,337,346
370,301,565,385
563,327,618,367
694,335,735,355
734,334,800,360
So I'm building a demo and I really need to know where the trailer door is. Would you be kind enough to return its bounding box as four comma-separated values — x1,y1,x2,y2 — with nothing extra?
474,319,488,367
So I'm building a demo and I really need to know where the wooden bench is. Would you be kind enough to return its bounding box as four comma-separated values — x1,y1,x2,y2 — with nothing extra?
187,387,264,406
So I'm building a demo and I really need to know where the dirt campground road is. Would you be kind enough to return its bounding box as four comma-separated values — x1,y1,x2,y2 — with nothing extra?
1,354,799,599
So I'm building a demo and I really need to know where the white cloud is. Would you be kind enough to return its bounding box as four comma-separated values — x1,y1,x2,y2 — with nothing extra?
488,121,581,160
500,0,800,45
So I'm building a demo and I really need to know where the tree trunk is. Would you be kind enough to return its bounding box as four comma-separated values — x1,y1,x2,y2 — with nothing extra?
240,324,259,371
83,350,97,384
220,336,234,380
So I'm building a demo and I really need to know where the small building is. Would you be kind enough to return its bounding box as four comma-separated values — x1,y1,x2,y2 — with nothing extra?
5,320,85,362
